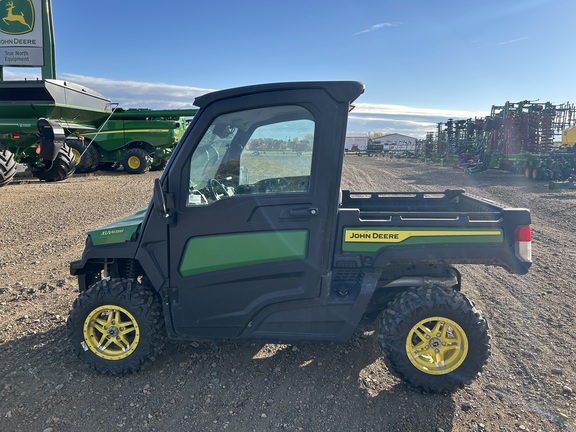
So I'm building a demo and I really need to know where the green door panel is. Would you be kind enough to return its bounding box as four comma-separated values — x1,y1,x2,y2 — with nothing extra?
179,230,309,277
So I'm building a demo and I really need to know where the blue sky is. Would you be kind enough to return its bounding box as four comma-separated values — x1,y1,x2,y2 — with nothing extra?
4,0,575,138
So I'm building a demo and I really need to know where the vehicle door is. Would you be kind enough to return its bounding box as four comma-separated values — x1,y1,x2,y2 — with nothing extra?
166,87,351,338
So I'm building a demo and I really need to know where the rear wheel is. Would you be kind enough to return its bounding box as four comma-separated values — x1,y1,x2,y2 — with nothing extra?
122,148,151,174
66,139,99,173
30,144,76,182
379,285,490,393
0,148,17,187
67,278,165,374
150,158,168,171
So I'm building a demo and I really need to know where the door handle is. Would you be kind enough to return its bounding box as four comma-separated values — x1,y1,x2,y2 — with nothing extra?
289,207,319,217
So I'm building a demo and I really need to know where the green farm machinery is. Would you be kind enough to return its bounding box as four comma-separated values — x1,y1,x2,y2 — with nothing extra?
426,101,576,181
66,108,197,174
0,79,113,187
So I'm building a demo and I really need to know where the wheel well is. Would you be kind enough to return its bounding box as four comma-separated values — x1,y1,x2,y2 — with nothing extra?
76,258,151,292
127,141,154,154
360,264,462,324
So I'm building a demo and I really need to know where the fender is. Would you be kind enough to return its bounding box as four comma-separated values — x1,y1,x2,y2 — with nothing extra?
36,118,65,161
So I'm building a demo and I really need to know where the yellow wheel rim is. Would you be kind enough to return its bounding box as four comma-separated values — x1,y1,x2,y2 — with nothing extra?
406,316,468,375
127,156,141,170
83,305,140,360
71,148,81,165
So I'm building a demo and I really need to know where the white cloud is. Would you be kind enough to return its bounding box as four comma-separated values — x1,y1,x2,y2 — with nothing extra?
497,36,529,46
354,22,401,35
59,73,214,108
0,71,473,137
349,115,436,128
1,69,213,108
354,103,486,119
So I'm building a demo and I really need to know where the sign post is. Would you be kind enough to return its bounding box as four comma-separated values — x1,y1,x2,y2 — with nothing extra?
0,0,55,80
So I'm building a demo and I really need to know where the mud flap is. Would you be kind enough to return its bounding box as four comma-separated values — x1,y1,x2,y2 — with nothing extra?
36,118,65,161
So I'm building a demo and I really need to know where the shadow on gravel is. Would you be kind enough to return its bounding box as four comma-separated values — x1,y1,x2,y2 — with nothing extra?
0,327,456,431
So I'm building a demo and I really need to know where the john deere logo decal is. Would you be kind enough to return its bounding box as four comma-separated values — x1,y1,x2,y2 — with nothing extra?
0,0,34,35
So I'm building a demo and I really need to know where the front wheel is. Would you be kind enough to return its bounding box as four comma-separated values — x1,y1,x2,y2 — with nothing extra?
67,278,165,374
122,148,152,174
378,286,490,393
0,148,17,187
150,158,168,171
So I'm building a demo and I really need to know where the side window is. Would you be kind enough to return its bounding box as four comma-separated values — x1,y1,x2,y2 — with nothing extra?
187,106,315,206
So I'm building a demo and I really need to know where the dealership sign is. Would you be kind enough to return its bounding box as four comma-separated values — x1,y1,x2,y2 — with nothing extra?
0,0,43,66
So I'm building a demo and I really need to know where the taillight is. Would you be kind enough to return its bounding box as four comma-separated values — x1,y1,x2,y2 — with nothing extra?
515,225,532,262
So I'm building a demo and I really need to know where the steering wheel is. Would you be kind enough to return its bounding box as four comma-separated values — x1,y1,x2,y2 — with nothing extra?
209,178,233,200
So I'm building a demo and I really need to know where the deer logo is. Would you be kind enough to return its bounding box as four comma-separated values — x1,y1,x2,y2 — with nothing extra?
0,0,34,35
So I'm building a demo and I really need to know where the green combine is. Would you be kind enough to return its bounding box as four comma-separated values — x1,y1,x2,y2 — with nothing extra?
66,108,197,174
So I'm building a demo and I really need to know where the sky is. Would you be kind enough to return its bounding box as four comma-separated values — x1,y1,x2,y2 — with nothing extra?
3,0,575,138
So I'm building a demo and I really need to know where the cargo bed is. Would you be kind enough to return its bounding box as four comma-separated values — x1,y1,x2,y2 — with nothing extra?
335,189,532,274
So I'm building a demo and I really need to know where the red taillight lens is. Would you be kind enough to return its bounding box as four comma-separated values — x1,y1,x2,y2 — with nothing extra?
515,225,532,242
514,225,532,262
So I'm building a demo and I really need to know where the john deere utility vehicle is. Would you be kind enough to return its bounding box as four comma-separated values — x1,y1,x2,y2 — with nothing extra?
68,81,532,393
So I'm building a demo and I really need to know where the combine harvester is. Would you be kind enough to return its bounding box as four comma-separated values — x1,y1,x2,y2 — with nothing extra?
66,108,197,174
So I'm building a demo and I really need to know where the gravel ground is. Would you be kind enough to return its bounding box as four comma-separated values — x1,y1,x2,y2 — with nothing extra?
0,158,574,432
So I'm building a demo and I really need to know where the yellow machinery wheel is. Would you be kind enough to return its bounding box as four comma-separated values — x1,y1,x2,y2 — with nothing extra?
83,305,140,361
121,148,152,174
405,316,468,375
379,285,490,393
68,278,165,374
127,156,141,170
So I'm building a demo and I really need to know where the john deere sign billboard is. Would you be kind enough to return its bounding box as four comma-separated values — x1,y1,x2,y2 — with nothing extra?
0,0,42,66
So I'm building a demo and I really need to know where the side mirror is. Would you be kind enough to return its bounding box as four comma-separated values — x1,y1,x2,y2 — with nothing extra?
153,178,169,218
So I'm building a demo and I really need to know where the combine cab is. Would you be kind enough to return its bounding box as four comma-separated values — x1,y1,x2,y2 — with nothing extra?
0,79,112,187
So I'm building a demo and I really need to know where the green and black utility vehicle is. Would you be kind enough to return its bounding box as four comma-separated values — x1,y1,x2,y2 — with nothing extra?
66,108,197,175
68,81,532,393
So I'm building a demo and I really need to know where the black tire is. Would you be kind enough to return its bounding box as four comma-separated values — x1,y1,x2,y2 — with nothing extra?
379,286,490,393
150,158,168,171
30,144,76,182
122,148,151,174
0,148,17,187
66,139,99,173
67,278,165,375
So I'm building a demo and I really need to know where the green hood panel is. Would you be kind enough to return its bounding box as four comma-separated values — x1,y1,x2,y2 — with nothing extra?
88,208,148,245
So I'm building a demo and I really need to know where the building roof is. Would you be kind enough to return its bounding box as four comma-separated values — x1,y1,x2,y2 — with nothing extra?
346,132,369,138
374,133,418,141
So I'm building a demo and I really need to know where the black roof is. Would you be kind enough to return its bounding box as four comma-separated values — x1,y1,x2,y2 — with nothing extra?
194,81,365,108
